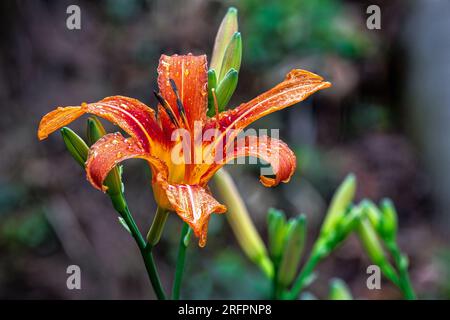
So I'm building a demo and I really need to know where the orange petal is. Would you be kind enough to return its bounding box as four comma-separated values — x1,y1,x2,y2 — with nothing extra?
38,96,163,152
201,135,297,187
204,69,331,143
86,132,167,192
157,54,208,131
158,178,226,247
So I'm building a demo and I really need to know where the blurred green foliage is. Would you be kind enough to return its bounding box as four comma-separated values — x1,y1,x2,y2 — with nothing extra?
238,0,372,66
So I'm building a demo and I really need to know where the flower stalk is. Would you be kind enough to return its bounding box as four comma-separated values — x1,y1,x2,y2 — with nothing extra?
60,123,167,300
172,222,191,300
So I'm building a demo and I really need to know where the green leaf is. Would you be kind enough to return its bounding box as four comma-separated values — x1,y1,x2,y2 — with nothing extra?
60,127,89,168
118,217,131,234
216,69,238,111
210,7,238,75
218,32,242,81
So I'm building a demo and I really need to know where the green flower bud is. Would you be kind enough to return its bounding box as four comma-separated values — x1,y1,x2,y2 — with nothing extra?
60,127,89,167
329,278,353,300
361,199,382,232
338,204,361,234
267,208,287,263
87,116,107,145
214,169,273,278
278,215,306,287
218,32,242,81
207,69,218,117
357,218,386,265
321,174,357,237
216,68,238,111
87,117,123,196
379,198,398,242
210,7,238,76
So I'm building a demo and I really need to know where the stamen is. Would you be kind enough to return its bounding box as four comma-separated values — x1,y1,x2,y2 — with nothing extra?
169,78,190,129
153,90,180,127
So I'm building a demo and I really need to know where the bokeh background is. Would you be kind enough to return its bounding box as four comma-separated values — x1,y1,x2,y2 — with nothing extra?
0,0,449,299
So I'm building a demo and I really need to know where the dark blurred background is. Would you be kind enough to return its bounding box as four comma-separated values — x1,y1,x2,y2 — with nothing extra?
0,0,448,299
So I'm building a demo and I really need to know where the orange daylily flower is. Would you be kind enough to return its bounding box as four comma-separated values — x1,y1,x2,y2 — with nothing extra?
38,54,331,246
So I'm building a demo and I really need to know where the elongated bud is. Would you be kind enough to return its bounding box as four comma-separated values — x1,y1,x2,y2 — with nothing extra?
207,69,218,116
357,218,386,265
337,204,362,238
214,169,273,278
87,116,107,145
379,198,398,242
87,117,123,196
218,32,242,81
210,7,238,76
321,174,356,237
329,278,353,300
361,199,381,232
216,68,238,111
278,215,306,287
267,208,287,263
60,127,89,167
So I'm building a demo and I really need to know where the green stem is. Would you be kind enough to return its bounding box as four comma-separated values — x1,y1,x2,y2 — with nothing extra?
386,242,416,300
110,194,166,300
271,264,280,300
287,251,320,300
147,206,169,246
172,222,191,300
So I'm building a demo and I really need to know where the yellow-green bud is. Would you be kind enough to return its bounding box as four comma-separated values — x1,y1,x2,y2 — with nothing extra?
361,199,381,231
60,127,89,167
357,218,386,265
87,117,123,196
379,198,398,242
267,208,287,263
278,215,306,287
210,7,238,76
218,32,242,81
321,174,357,237
207,69,218,117
329,278,353,300
214,169,273,278
215,68,238,111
